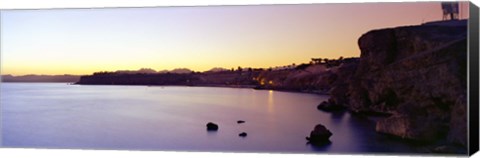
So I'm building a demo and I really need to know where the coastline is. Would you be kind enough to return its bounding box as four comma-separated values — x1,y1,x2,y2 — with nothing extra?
73,82,330,95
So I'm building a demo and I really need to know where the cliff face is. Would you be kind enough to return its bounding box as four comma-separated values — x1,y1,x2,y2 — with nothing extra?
330,20,467,146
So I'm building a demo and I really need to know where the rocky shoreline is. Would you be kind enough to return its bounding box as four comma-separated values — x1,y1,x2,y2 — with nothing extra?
316,20,468,153
74,20,468,154
76,58,355,95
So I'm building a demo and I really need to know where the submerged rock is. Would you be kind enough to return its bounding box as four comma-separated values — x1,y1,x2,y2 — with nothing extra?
239,132,247,137
237,120,246,124
306,124,332,145
432,145,466,154
206,122,218,131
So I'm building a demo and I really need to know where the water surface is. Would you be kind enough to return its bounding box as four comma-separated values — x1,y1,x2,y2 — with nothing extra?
1,83,418,153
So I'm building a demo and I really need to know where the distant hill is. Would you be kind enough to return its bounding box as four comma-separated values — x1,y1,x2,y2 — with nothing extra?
115,68,157,74
206,67,229,72
169,68,192,74
108,68,194,74
1,74,81,83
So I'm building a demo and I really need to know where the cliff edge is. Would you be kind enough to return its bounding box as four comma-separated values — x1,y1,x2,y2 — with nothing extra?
329,20,468,147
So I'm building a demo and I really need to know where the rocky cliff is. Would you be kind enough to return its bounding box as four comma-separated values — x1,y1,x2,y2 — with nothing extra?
328,20,468,147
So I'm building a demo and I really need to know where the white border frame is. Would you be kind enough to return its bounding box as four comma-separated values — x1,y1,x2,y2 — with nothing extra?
0,0,478,158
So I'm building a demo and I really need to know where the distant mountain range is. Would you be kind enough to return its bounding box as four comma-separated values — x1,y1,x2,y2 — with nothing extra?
114,68,193,74
1,75,80,83
0,68,198,83
1,58,351,83
1,74,81,83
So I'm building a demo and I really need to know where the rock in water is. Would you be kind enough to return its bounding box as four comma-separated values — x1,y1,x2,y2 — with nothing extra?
432,145,465,154
206,122,218,131
306,124,332,145
237,120,245,124
317,100,345,112
239,132,247,137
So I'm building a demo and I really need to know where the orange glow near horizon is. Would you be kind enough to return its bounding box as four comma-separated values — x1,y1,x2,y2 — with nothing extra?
0,2,470,76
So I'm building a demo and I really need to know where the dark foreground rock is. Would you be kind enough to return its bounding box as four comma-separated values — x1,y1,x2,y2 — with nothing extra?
239,132,247,137
324,20,468,149
206,122,218,131
306,124,332,145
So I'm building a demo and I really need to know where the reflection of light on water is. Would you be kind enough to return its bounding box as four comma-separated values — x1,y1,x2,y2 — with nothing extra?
268,90,274,113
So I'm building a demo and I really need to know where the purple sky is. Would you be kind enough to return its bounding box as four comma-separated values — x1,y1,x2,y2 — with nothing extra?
0,2,470,75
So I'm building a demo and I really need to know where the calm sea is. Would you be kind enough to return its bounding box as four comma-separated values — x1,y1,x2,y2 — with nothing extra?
1,83,418,153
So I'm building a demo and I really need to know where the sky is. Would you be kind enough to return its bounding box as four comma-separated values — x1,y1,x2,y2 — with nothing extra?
0,2,470,75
